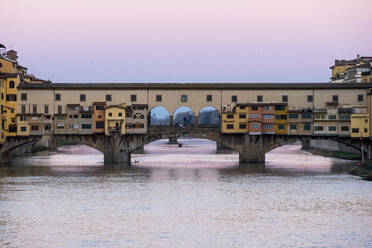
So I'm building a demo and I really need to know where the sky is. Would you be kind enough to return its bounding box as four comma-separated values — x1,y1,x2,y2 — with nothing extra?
2,0,372,83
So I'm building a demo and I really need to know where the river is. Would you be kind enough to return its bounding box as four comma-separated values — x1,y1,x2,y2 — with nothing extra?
0,138,371,248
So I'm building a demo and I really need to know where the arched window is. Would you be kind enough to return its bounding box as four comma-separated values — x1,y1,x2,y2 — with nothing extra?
9,81,15,88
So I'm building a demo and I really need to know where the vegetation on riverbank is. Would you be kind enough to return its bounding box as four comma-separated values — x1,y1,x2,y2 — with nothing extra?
56,139,77,147
306,148,361,160
350,162,372,181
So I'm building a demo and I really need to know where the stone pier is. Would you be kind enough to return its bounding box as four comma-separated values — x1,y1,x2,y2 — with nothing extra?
104,133,131,166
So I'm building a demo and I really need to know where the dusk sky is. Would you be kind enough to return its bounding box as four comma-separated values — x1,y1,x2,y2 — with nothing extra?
2,0,372,83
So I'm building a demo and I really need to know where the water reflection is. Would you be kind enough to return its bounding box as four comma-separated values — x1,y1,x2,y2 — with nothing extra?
0,138,371,248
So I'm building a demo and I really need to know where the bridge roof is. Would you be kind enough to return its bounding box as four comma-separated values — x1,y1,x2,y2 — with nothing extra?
17,82,372,90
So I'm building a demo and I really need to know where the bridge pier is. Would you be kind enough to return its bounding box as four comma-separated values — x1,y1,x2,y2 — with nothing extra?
104,133,131,166
168,136,178,144
239,146,265,163
301,136,311,150
216,142,234,154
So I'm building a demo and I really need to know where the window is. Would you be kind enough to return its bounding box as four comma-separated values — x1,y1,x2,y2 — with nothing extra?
365,128,368,133
226,114,234,119
80,94,86,102
106,94,112,102
328,115,337,120
278,124,285,130
315,126,324,131
21,105,26,114
31,125,39,131
263,124,273,129
290,124,297,130
6,94,17,101
57,115,64,120
301,113,311,119
251,106,258,111
328,126,337,131
304,123,311,131
288,113,298,119
73,115,78,118
341,126,349,131
206,95,212,102
275,105,285,110
9,125,17,132
81,124,92,129
239,124,247,129
276,115,287,120
118,112,122,117
44,124,51,131
252,124,258,129
181,95,187,102
264,105,272,110
44,105,49,114
257,95,263,102
108,113,112,117
263,114,273,119
332,95,338,102
358,94,364,102
55,94,61,101
58,105,62,114
21,126,27,132
9,81,15,88
131,94,137,102
81,113,92,119
20,115,27,121
1,93,3,100
96,121,104,129
231,95,237,102
69,124,79,129
339,114,350,120
226,124,234,129
56,124,65,129
239,106,246,110
156,95,162,102
96,105,104,110
282,95,288,102
32,105,37,114
239,114,246,119
365,119,368,123
352,128,359,133
21,93,27,101
307,95,313,102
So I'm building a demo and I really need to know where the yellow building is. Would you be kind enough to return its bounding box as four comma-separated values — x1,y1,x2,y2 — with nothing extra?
16,114,29,136
274,104,287,134
221,104,249,133
351,107,369,138
0,47,50,143
105,104,126,135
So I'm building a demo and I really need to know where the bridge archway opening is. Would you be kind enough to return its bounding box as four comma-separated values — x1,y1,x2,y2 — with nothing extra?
198,106,220,126
173,106,196,127
149,106,171,126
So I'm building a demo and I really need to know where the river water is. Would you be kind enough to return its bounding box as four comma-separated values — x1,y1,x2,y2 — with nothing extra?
0,138,371,248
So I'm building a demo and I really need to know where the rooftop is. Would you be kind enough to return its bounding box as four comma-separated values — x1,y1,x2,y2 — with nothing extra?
17,82,372,90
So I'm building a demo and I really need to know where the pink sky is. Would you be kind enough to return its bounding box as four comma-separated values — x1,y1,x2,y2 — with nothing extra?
2,0,372,83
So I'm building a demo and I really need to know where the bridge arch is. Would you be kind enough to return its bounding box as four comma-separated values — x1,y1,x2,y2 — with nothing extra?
198,106,220,126
149,106,171,126
173,106,196,127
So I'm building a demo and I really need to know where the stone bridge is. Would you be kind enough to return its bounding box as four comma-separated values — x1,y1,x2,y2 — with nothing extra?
1,127,371,166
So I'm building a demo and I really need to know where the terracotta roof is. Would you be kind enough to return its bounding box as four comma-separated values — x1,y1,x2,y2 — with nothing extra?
93,101,106,105
17,82,372,90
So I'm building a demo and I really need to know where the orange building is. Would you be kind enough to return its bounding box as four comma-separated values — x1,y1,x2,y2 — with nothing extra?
93,102,105,133
262,104,275,134
247,104,262,134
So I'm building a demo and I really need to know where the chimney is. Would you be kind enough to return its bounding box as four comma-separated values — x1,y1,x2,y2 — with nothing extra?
6,50,18,61
357,54,360,61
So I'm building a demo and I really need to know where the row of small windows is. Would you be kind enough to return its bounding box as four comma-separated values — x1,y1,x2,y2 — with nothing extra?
18,93,366,103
